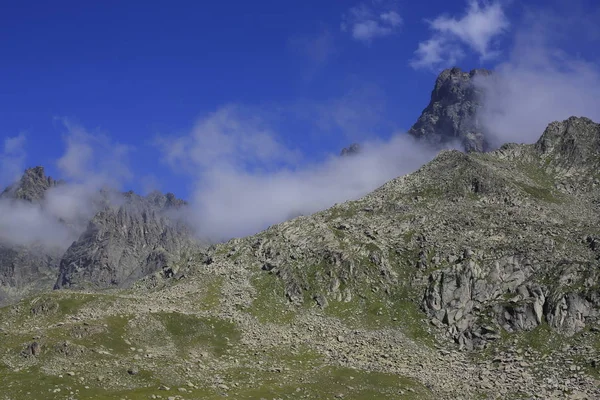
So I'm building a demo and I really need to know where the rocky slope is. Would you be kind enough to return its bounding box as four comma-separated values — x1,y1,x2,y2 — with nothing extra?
0,117,599,399
0,167,200,305
408,67,491,152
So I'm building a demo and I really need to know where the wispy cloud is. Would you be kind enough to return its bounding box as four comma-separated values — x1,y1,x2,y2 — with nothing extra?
158,105,439,241
342,3,402,44
159,105,300,174
0,133,27,188
57,119,133,186
290,28,336,80
0,121,134,249
411,0,509,70
312,83,389,141
474,5,600,146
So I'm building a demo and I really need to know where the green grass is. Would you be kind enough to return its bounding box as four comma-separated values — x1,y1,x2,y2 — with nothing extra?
0,364,212,400
247,273,298,323
225,365,432,399
198,275,224,311
75,315,131,355
325,203,360,221
517,183,562,203
155,312,240,357
0,361,432,400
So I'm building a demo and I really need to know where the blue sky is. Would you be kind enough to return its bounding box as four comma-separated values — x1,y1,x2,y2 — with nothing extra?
1,0,600,237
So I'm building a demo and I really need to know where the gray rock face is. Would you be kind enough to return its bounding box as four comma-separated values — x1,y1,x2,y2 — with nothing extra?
54,191,198,290
536,116,600,171
408,67,492,152
0,243,63,304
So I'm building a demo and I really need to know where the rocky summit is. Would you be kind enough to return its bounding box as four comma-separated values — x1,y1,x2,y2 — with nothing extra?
408,67,491,152
1,70,600,399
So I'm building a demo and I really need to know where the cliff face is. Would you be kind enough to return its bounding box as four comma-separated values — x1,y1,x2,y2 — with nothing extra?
54,191,197,290
408,67,492,152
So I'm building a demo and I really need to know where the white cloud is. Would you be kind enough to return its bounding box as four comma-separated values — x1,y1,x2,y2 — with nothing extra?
158,105,440,241
313,83,388,141
57,119,133,186
0,133,26,188
342,4,402,43
289,29,337,81
0,199,74,248
411,0,508,70
380,11,402,27
160,105,300,174
474,8,600,146
410,37,464,70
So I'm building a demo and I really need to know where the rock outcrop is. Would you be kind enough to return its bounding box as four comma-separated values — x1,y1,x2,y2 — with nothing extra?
340,143,361,156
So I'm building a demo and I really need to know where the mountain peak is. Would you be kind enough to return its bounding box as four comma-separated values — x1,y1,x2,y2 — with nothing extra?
340,143,361,157
408,66,491,152
1,166,60,202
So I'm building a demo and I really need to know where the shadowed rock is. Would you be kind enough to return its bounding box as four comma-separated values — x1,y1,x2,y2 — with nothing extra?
408,67,492,152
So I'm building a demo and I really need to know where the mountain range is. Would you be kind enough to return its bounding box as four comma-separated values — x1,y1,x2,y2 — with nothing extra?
1,67,599,399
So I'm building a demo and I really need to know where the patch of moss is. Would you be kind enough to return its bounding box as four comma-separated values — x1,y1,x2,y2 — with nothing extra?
247,273,297,323
155,312,240,357
325,203,359,221
198,275,224,311
226,365,432,400
517,183,562,203
403,230,416,243
0,364,200,400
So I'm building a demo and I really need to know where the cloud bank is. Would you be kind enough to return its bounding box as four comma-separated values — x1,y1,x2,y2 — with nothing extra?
160,106,439,241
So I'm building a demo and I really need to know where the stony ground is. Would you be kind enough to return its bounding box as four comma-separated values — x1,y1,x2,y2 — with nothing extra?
0,252,598,399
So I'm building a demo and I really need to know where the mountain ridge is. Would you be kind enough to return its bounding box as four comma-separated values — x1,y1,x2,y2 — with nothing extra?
0,168,200,305
1,69,600,398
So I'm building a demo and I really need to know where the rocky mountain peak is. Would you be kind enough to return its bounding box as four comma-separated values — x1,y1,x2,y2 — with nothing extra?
340,143,361,157
146,190,187,209
408,67,491,152
1,166,60,202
